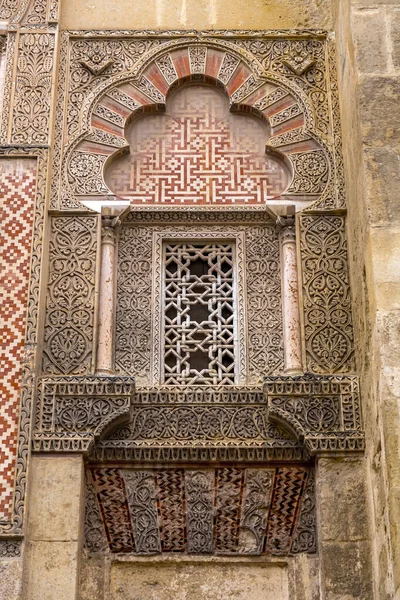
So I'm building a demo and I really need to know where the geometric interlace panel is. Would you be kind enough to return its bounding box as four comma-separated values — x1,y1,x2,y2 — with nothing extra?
163,242,236,385
105,85,290,205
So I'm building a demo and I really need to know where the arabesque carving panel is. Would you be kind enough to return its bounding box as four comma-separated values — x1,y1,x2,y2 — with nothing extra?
42,215,98,376
299,215,355,373
84,465,316,557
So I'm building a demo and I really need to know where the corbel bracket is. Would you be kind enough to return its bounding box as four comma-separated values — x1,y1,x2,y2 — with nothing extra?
33,376,135,453
265,374,364,454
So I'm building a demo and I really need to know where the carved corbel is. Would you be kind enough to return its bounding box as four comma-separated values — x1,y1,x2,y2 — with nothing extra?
265,374,364,454
33,376,135,453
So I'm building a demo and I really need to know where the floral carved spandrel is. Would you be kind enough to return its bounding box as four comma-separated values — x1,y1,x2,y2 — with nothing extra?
299,215,355,373
34,376,134,452
42,216,98,375
11,33,55,144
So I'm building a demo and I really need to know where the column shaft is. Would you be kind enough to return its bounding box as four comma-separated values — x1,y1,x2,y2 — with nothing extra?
280,218,303,374
97,220,116,374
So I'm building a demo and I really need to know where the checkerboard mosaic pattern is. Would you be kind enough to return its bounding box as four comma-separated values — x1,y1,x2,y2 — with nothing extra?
0,158,36,521
106,86,290,205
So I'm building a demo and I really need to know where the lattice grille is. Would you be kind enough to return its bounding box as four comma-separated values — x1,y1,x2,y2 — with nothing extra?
162,242,236,385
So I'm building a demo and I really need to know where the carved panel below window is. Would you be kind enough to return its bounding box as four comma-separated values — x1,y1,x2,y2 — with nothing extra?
84,465,316,557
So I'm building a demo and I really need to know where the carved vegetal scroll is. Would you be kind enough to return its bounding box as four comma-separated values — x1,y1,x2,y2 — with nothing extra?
1,32,57,145
33,376,134,452
42,216,98,376
299,215,355,373
265,374,363,452
93,386,308,463
84,466,316,557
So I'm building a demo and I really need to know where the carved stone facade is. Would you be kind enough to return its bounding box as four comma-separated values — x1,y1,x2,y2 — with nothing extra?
84,466,316,557
0,4,394,599
115,218,283,385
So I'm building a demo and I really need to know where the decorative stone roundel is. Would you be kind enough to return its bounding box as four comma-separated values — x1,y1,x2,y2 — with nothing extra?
65,42,331,210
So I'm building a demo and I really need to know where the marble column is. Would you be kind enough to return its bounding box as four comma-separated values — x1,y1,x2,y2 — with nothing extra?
278,216,303,374
96,215,116,374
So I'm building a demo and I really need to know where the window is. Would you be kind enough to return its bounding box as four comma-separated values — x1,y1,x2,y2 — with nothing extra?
162,242,237,385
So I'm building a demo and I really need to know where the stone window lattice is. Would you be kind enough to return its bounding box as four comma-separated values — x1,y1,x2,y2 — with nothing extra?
162,241,237,385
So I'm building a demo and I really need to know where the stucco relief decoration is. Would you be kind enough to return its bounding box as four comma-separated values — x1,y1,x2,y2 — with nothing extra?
84,465,316,556
52,31,344,211
10,33,55,144
42,216,98,376
299,215,355,373
33,376,135,452
0,0,59,23
115,221,283,386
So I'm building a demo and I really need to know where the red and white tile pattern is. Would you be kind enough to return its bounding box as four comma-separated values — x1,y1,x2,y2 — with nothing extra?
0,158,36,521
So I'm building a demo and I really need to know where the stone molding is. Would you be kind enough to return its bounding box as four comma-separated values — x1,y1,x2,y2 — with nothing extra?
32,375,363,457
265,374,364,453
33,376,135,452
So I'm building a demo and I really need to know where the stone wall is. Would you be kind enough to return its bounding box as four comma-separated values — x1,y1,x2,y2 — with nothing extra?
60,0,333,30
333,0,400,597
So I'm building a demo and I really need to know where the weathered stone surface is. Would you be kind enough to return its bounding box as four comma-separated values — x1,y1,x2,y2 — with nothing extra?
110,561,289,600
24,542,80,600
317,458,369,542
389,8,400,70
288,555,320,600
60,0,333,29
27,455,84,542
370,228,400,310
321,541,374,599
359,76,400,150
79,555,109,600
0,559,23,600
363,148,400,226
352,8,389,73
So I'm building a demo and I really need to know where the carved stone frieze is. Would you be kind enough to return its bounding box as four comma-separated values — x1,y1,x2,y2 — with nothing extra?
299,215,355,374
49,31,344,212
0,539,22,557
42,215,98,376
265,374,363,453
84,465,316,557
94,386,308,463
33,376,135,452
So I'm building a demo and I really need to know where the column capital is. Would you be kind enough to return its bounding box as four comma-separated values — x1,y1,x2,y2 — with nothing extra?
276,215,296,243
101,214,117,245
